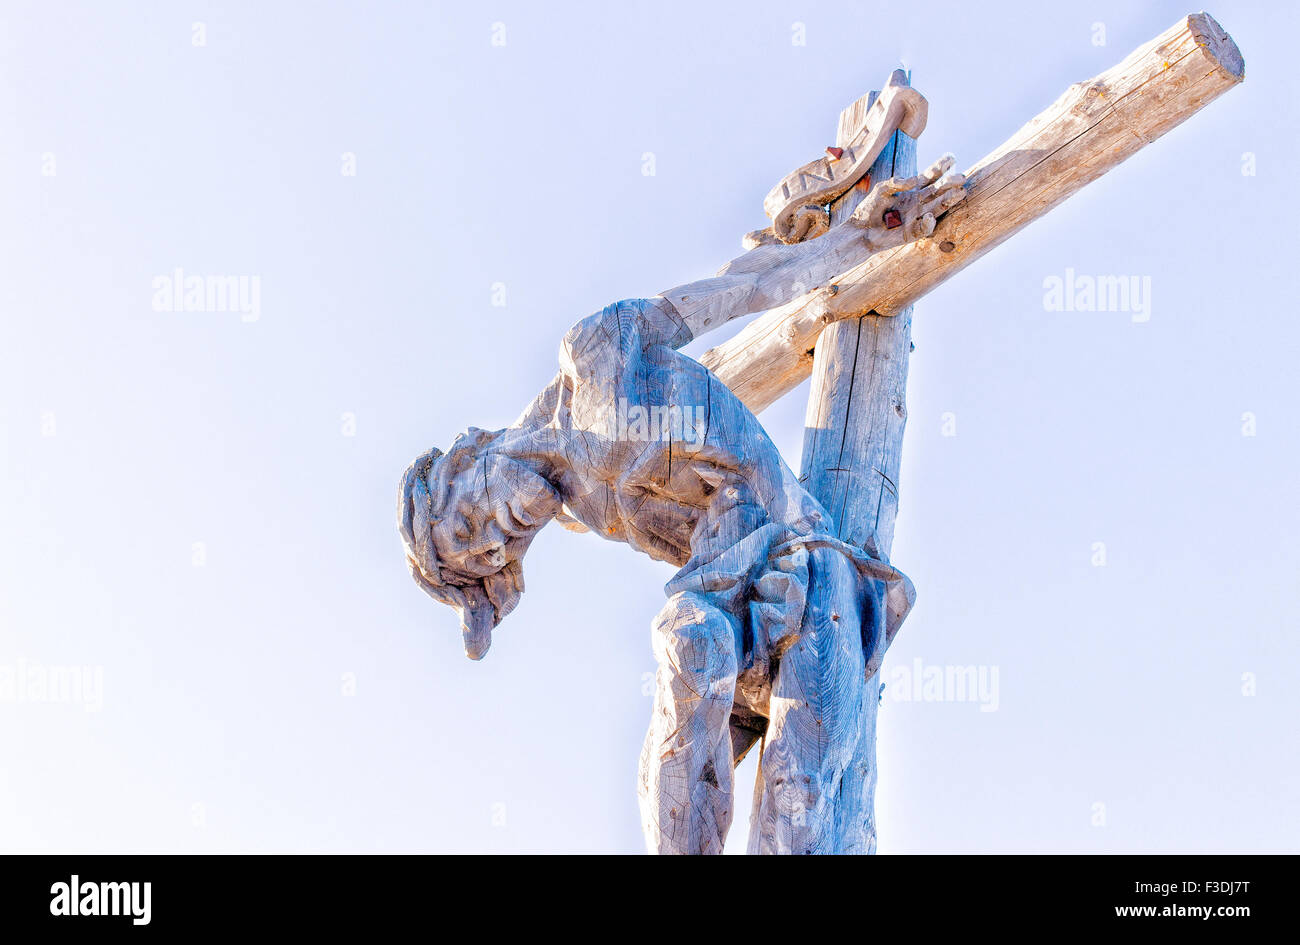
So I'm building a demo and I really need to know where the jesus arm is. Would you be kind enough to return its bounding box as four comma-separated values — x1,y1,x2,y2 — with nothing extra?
658,154,965,343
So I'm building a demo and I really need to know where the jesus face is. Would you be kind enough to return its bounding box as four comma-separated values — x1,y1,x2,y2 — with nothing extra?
400,433,564,659
428,453,560,582
431,484,512,578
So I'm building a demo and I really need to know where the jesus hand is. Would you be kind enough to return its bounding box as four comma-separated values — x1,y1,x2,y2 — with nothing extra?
850,153,967,250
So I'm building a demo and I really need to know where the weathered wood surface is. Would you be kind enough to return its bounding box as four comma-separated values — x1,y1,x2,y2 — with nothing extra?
746,83,918,855
762,75,927,244
704,12,1245,413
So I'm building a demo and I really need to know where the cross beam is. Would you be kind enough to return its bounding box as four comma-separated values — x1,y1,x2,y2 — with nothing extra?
704,12,1244,414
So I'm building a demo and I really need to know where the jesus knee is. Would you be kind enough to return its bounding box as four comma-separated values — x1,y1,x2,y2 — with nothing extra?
651,592,738,708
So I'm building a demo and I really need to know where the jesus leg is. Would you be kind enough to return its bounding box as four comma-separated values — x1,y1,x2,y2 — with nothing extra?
748,548,867,854
637,591,739,855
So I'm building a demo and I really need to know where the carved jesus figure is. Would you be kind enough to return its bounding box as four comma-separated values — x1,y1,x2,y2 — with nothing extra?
398,155,966,854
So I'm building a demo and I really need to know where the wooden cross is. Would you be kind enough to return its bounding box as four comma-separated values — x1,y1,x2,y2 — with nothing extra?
732,12,1241,852
400,11,1243,856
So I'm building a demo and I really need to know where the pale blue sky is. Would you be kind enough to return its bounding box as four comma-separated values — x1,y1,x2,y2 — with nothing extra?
1,0,1296,853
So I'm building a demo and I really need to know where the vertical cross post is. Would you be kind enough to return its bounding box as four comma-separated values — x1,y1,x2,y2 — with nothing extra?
799,72,916,853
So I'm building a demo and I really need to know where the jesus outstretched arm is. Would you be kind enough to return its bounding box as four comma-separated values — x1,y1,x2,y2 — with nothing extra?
656,154,964,341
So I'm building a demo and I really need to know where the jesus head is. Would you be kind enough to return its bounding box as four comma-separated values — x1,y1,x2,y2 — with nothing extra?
397,428,560,659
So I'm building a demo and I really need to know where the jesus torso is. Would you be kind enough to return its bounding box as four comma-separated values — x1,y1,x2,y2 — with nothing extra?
502,298,827,569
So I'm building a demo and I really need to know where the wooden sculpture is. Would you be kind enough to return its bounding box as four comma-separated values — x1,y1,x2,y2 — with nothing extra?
398,13,1243,854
